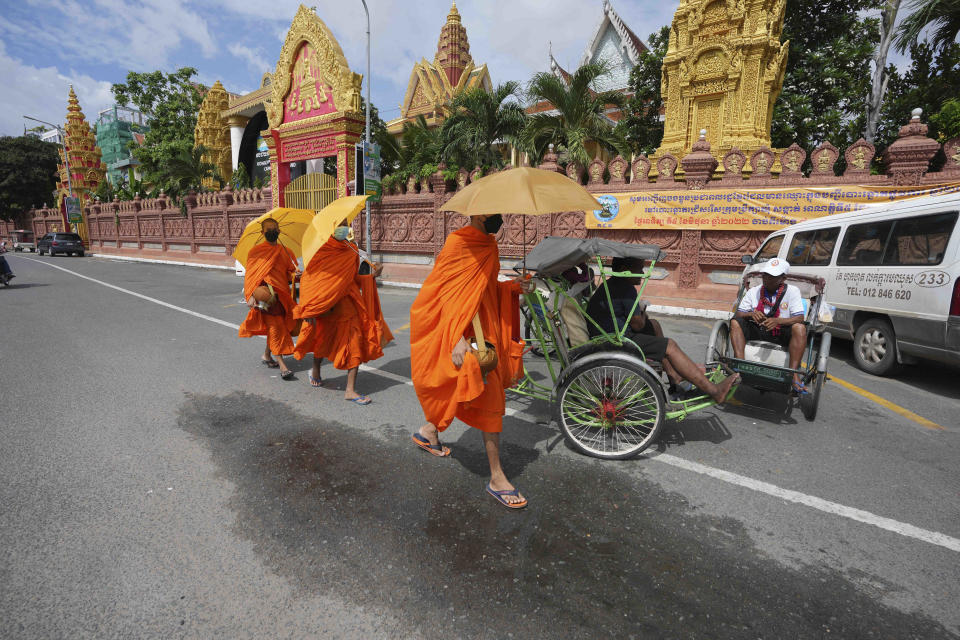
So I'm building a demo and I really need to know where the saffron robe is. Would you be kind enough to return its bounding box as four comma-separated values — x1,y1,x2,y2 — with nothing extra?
238,242,298,355
410,225,525,433
292,237,393,370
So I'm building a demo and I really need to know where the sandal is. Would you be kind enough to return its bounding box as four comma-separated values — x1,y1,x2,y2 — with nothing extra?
792,379,809,395
308,374,323,388
412,433,450,457
345,394,371,405
279,369,294,380
486,484,528,509
261,358,280,369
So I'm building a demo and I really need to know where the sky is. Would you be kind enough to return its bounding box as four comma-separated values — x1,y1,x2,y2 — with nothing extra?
0,0,906,137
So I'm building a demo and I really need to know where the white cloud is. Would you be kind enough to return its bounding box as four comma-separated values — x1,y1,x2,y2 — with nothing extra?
0,39,114,136
228,43,270,77
14,0,217,69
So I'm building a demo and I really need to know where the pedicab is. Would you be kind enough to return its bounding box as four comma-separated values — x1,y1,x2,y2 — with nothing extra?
704,270,831,421
510,236,734,460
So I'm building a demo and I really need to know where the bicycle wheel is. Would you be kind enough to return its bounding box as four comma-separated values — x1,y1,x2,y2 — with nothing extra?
555,355,666,460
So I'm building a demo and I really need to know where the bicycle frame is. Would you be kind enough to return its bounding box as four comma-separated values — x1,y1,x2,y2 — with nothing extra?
511,256,723,421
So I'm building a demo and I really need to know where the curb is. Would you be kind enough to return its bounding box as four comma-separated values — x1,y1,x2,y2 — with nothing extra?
92,254,236,271
87,255,734,320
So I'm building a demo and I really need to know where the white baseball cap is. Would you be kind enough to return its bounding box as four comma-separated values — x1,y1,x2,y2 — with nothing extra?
759,258,789,276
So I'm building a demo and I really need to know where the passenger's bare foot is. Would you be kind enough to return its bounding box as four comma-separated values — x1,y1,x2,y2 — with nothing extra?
710,374,740,404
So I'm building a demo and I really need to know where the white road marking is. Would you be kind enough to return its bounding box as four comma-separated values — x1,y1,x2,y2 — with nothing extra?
27,256,960,554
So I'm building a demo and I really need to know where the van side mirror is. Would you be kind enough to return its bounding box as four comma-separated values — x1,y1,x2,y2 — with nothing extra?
741,254,754,265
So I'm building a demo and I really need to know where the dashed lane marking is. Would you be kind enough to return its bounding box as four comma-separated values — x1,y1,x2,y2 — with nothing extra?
25,256,960,554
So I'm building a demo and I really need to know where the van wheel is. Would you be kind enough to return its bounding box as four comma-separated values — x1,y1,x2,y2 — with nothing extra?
853,318,899,376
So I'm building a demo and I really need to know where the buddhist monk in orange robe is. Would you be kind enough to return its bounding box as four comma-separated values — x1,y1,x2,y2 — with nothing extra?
238,218,300,379
292,225,393,404
410,214,532,509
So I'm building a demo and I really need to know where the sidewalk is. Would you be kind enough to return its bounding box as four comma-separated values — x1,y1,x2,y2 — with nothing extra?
89,251,737,319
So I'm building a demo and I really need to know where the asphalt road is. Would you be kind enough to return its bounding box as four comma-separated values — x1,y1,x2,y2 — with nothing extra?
2,253,959,639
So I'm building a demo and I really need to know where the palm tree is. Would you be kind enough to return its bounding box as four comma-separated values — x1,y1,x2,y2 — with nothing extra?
165,144,222,194
440,82,527,169
521,62,628,167
894,0,960,53
394,115,444,178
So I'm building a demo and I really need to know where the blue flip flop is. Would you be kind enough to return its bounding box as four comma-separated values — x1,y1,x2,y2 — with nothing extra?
346,395,372,405
486,484,528,509
792,380,809,395
308,374,323,388
412,433,451,457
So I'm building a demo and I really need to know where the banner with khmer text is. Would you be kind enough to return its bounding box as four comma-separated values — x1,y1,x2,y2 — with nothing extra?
586,183,960,230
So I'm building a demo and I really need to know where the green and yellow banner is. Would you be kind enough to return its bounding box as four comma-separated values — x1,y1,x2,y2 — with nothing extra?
587,183,960,230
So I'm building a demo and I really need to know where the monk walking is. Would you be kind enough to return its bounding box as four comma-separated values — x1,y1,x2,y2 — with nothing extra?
410,214,533,509
238,218,300,379
293,223,393,404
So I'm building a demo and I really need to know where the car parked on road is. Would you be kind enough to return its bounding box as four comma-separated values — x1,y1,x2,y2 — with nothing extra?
743,191,960,376
37,232,85,257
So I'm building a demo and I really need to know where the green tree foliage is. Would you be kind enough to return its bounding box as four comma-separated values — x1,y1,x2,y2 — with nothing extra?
440,82,527,169
894,0,960,54
522,62,628,167
930,97,960,142
0,136,60,220
875,41,960,148
619,26,670,155
391,115,443,180
230,161,251,189
772,0,882,159
111,68,206,191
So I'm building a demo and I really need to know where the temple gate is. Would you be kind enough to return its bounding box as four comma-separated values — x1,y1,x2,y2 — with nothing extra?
264,5,365,208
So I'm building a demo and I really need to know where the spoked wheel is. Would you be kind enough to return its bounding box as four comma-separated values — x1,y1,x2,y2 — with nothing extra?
800,372,825,420
706,320,731,363
555,357,666,459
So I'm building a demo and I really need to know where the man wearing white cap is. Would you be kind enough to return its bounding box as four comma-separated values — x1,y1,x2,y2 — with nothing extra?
730,258,809,393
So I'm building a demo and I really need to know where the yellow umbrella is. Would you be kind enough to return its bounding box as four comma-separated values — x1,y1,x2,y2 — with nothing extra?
300,195,370,267
233,207,315,267
441,167,601,216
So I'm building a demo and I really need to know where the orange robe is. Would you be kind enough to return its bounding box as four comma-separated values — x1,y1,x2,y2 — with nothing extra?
410,225,525,433
292,237,393,370
238,242,298,355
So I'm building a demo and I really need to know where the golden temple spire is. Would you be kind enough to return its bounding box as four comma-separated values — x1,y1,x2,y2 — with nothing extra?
435,0,471,85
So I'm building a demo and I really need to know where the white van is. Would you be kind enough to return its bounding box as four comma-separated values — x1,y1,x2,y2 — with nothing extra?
743,192,960,375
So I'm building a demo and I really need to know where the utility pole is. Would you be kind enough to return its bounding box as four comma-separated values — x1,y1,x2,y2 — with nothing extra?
865,0,902,144
360,0,372,257
25,115,73,231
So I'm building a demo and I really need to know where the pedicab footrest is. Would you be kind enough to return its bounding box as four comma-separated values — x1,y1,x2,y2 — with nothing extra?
721,356,796,391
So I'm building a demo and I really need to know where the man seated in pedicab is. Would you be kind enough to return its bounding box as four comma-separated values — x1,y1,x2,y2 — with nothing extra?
585,257,739,405
729,258,808,394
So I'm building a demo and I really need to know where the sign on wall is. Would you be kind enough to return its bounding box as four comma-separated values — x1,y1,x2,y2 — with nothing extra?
587,183,960,231
64,197,82,223
252,137,271,184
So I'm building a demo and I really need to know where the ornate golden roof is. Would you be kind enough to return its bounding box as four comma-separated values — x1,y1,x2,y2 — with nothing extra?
387,2,490,135
58,85,105,203
194,80,232,187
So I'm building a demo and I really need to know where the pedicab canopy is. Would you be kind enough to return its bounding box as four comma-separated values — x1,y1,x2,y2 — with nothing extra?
517,237,666,278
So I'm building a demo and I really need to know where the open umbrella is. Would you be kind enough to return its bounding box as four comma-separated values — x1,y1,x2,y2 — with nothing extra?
441,167,601,270
233,207,316,267
440,167,600,216
300,195,370,267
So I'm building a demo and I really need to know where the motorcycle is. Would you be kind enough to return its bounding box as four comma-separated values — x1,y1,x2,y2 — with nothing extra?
0,246,14,286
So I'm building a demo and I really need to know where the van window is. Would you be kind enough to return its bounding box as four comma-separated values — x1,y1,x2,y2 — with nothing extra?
882,211,958,266
837,221,894,266
755,235,784,261
787,227,840,266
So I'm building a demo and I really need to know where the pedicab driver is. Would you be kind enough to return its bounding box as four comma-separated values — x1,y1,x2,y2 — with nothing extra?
729,258,808,393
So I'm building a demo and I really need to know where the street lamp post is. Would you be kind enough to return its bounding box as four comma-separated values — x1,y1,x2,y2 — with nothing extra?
360,0,372,257
24,115,73,232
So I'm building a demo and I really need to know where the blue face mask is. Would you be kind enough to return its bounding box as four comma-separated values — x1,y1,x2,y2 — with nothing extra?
333,226,350,241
